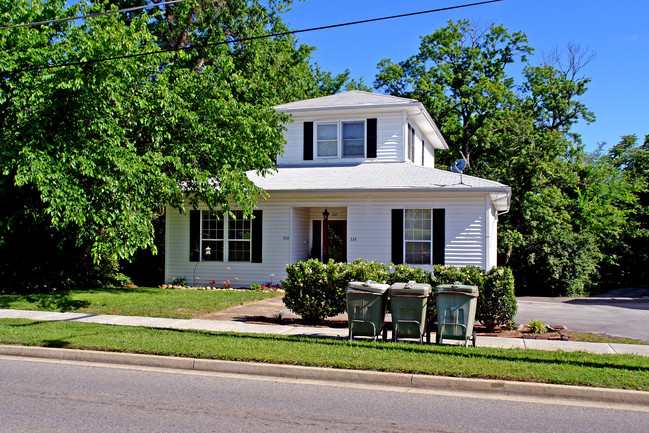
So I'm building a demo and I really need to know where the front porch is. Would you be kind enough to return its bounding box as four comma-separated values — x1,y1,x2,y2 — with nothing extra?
290,206,348,264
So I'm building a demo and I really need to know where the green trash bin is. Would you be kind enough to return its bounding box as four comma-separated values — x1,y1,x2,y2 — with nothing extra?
346,281,390,341
389,281,432,343
435,283,479,347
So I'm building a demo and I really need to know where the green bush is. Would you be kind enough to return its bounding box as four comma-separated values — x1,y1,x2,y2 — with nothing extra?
282,259,347,323
283,260,517,330
512,228,600,296
476,266,517,331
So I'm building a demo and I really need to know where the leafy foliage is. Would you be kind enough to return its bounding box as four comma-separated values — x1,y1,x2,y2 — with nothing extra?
0,0,360,290
376,20,643,295
282,259,347,323
477,266,517,330
282,260,516,329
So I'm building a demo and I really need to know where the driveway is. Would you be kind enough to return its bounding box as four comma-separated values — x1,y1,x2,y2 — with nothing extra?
516,288,649,343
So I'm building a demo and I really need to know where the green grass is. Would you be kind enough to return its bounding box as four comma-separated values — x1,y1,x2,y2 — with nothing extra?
0,287,280,319
571,332,648,345
1,319,648,391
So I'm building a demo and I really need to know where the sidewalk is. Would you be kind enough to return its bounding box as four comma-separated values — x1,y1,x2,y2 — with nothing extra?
2,307,649,357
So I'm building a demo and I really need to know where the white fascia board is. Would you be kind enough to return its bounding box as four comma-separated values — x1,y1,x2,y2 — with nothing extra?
263,186,510,195
275,101,421,114
405,104,448,150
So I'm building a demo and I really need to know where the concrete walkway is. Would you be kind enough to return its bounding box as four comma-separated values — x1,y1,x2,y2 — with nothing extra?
2,307,649,357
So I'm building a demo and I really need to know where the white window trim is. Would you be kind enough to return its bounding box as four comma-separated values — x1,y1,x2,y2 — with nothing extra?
403,208,433,265
314,120,366,160
200,210,252,263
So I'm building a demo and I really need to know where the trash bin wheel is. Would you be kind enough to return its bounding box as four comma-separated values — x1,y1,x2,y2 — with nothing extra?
472,330,477,347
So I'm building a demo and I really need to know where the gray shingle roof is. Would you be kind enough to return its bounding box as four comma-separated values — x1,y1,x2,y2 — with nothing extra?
247,162,511,210
274,90,419,111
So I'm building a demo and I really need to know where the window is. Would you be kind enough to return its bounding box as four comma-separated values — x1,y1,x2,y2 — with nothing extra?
315,120,365,158
404,209,431,265
192,210,255,262
228,211,251,262
342,121,365,157
201,211,223,261
316,123,338,157
407,124,416,163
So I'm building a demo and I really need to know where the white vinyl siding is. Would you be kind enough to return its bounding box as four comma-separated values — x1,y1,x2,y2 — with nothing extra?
165,193,491,287
277,112,403,165
290,207,310,263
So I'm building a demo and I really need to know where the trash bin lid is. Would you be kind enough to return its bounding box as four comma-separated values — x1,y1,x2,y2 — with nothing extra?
389,282,432,296
435,283,479,296
347,281,390,294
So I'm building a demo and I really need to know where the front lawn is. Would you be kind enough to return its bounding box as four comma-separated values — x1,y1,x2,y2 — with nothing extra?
1,319,648,391
0,287,280,319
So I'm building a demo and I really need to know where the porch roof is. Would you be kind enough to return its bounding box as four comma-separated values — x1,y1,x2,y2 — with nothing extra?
247,162,511,212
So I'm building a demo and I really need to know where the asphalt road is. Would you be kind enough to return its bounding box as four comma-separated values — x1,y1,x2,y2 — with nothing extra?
2,356,648,433
516,288,649,342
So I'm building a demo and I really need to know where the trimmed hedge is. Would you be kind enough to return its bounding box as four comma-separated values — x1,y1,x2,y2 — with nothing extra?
282,259,516,330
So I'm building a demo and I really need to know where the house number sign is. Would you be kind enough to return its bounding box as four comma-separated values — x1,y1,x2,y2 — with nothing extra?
350,237,357,242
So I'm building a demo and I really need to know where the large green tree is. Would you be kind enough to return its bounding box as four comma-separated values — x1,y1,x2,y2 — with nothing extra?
375,20,640,295
375,20,532,170
0,0,333,289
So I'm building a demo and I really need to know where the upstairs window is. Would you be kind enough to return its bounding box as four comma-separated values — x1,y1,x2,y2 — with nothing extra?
407,124,416,163
316,123,338,157
342,121,365,157
315,120,365,158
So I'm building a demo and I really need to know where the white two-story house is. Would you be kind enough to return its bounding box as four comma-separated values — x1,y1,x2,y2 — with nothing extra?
164,91,511,287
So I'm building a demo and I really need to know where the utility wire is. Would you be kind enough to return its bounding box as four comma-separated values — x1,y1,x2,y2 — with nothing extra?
0,0,188,30
10,0,503,73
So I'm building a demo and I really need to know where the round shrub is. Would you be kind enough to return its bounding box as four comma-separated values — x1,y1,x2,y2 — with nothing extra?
476,266,517,331
282,259,347,323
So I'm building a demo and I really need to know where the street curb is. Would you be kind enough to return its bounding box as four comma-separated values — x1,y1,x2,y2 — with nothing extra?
2,344,648,407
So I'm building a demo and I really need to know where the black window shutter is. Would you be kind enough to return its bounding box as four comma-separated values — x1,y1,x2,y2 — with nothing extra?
251,210,263,263
189,210,200,262
303,122,313,160
421,141,425,166
366,118,377,158
391,209,403,265
433,208,445,265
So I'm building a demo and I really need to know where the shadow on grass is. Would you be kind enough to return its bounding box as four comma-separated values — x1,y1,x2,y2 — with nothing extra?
0,291,90,311
155,328,649,373
3,318,647,374
41,339,71,348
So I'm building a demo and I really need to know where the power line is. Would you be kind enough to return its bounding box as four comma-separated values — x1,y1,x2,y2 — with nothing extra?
9,0,503,74
0,0,187,30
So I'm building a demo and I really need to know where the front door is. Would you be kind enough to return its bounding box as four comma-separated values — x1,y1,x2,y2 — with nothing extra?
323,220,346,263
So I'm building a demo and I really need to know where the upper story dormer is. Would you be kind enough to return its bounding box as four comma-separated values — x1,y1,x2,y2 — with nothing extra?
274,91,448,167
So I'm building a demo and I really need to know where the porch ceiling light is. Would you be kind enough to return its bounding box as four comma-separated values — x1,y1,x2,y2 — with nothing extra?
322,208,329,221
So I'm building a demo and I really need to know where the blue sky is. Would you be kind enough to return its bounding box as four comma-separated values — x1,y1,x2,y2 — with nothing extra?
283,0,649,152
